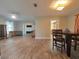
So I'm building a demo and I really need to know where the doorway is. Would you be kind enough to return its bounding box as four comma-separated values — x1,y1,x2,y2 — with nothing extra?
50,20,59,39
50,20,59,50
51,20,59,30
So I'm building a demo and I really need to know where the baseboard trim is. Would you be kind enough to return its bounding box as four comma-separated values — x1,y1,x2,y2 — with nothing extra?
35,37,50,39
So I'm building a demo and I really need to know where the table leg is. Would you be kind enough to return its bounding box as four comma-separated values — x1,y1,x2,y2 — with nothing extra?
74,37,77,51
66,35,71,57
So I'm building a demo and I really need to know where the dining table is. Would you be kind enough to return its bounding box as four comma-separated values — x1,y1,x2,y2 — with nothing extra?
62,32,79,57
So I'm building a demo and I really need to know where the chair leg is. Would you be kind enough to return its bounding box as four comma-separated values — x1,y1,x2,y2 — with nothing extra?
61,43,65,53
53,41,65,53
55,41,57,47
53,41,55,49
61,47,62,52
53,41,56,49
74,40,77,51
61,45,63,52
64,42,65,50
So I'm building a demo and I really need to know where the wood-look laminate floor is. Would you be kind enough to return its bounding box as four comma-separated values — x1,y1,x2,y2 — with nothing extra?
0,37,69,59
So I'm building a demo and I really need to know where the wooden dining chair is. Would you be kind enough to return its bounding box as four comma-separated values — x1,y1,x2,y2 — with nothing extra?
52,29,65,52
72,35,79,51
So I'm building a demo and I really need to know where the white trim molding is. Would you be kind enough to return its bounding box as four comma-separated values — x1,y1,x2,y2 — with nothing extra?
35,37,51,39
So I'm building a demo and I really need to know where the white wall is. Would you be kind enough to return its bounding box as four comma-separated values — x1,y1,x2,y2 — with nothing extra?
35,17,51,39
14,21,23,31
59,16,68,29
0,15,69,39
67,16,75,32
14,21,35,35
0,17,6,24
66,9,79,32
14,21,35,31
35,16,68,39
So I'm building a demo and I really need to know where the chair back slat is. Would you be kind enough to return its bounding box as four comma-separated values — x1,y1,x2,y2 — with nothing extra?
52,29,63,40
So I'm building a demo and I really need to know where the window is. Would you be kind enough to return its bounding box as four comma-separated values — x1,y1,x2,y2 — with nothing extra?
6,21,14,34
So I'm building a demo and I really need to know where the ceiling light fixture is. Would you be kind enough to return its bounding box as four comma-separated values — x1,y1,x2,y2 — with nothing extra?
56,6,64,11
50,0,68,11
11,14,17,19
